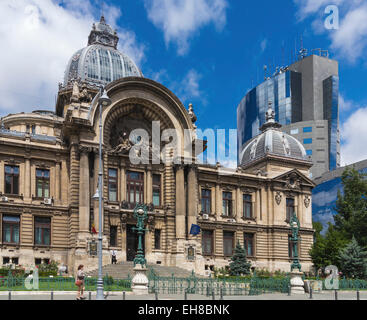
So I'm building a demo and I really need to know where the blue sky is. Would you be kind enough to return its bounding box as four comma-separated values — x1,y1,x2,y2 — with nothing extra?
1,0,367,166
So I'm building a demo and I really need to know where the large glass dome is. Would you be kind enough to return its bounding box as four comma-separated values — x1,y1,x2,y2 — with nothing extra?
64,16,143,86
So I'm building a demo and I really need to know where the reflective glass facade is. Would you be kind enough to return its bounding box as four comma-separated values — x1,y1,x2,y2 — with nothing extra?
313,164,367,232
237,70,302,151
323,75,340,170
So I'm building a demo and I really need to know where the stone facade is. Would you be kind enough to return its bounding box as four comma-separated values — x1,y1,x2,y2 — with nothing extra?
0,76,315,276
0,17,315,276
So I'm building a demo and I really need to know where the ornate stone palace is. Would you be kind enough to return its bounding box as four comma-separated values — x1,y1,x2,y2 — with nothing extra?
0,17,315,275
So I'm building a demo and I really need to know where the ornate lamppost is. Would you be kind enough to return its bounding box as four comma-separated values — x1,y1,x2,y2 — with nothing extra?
290,212,302,272
92,88,112,300
289,211,304,294
131,204,149,294
132,204,148,268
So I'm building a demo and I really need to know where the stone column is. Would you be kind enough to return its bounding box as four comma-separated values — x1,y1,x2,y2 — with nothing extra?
187,165,197,237
79,147,90,233
55,160,61,203
120,166,126,202
236,187,242,221
175,165,186,239
24,157,31,200
216,184,222,217
146,170,153,205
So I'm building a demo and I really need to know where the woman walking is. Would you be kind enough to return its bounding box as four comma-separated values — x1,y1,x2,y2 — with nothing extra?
76,264,86,300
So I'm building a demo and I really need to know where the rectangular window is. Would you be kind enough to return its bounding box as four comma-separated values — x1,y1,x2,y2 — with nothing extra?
306,150,313,156
244,233,254,257
303,127,313,133
303,138,312,144
126,171,144,208
290,128,299,135
202,230,214,255
201,189,211,214
222,192,233,217
152,174,161,207
12,257,19,265
243,194,252,218
223,231,234,256
154,229,161,250
110,226,117,247
31,125,36,134
34,217,51,246
3,257,10,264
2,215,20,244
36,169,50,198
108,168,118,202
5,165,19,195
35,258,42,265
286,198,295,222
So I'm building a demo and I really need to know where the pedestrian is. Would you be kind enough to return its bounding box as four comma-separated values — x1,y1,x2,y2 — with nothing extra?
75,264,86,300
111,249,117,264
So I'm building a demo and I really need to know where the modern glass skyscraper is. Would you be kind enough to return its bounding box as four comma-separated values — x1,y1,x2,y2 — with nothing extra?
237,54,340,179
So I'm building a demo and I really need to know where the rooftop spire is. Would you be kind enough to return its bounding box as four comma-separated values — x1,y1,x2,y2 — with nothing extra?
260,101,282,132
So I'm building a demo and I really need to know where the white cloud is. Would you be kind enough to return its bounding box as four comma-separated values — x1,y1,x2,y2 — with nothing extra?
0,0,144,115
339,94,353,112
294,0,367,63
144,0,228,55
340,106,367,165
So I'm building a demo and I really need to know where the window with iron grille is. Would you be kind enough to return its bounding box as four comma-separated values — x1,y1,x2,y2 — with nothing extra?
243,194,252,218
286,198,295,222
152,174,161,207
154,229,161,250
201,189,211,214
36,169,50,198
108,168,118,201
2,215,20,244
34,217,51,246
222,192,233,217
5,165,19,195
223,231,234,256
126,171,144,208
110,226,117,247
244,233,254,257
202,230,214,255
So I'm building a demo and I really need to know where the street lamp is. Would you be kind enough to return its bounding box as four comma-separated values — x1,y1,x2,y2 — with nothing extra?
132,204,148,268
94,87,112,300
290,212,302,272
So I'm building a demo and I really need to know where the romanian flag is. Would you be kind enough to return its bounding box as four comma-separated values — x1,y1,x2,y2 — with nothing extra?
91,223,97,234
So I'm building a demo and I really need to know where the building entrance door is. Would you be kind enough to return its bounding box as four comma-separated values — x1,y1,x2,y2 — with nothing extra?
126,224,145,261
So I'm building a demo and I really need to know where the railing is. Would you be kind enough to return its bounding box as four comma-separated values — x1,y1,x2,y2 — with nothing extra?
148,270,291,296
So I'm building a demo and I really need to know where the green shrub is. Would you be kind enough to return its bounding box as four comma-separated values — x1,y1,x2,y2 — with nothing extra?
37,260,59,277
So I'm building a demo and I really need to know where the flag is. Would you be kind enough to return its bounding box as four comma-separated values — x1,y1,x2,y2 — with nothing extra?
190,224,201,236
91,223,97,234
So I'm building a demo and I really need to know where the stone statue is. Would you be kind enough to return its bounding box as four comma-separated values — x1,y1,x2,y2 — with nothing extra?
112,131,132,153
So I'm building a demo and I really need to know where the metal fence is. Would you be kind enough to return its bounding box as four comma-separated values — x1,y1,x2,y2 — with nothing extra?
148,270,290,296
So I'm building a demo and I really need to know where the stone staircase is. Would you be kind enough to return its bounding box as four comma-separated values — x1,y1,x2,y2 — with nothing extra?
86,261,201,279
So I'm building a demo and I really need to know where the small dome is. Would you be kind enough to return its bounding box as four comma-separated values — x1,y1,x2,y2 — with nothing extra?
240,103,309,167
64,16,143,86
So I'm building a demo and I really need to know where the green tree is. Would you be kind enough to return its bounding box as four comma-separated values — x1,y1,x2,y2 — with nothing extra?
339,237,367,279
229,242,251,276
309,222,348,271
335,167,367,247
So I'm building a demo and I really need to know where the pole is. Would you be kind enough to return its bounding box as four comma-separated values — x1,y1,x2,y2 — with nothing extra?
96,89,104,300
309,287,313,299
334,290,338,300
123,291,126,300
357,290,360,301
